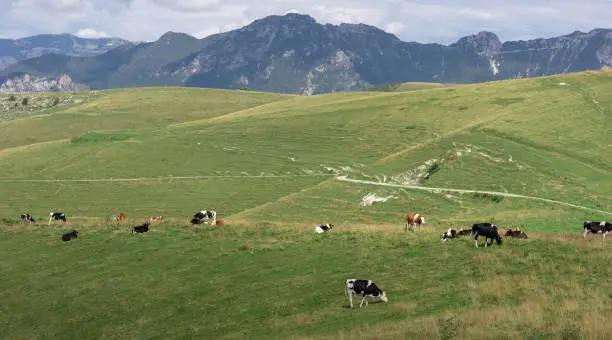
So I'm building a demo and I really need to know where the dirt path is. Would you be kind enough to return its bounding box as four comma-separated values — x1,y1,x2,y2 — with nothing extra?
335,175,612,216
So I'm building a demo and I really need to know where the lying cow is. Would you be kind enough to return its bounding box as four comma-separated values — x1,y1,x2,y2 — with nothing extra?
456,228,472,236
472,223,502,248
132,222,150,234
315,223,333,233
61,230,79,242
405,212,425,232
345,279,388,308
20,213,35,224
441,228,457,241
583,221,612,239
49,212,66,226
191,210,216,225
148,216,163,222
504,228,528,239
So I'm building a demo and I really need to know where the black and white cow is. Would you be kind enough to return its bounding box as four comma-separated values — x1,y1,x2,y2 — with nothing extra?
472,223,502,248
441,228,457,241
49,212,66,225
20,213,35,224
345,279,388,308
314,223,333,233
132,222,150,234
61,230,79,242
192,210,216,225
583,221,612,239
456,228,473,236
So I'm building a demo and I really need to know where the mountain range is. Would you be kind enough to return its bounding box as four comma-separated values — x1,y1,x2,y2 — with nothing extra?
1,13,611,94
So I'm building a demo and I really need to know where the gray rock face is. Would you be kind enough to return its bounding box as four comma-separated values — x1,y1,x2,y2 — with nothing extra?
0,74,89,92
0,14,610,94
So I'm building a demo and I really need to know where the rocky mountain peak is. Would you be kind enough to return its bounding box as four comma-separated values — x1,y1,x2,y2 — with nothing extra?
452,31,502,57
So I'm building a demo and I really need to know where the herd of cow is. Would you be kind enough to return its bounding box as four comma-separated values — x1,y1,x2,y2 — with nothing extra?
18,210,219,242
14,210,612,308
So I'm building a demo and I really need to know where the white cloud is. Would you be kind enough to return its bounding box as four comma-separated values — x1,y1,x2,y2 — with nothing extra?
74,28,110,38
0,0,611,44
385,22,404,35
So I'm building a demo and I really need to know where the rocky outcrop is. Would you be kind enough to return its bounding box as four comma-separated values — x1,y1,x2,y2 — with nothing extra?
0,74,89,92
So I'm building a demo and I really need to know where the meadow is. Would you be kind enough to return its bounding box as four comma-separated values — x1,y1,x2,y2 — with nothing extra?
1,69,611,339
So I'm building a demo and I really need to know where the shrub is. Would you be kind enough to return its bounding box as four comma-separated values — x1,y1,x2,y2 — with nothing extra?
21,97,29,105
473,192,505,203
8,95,16,101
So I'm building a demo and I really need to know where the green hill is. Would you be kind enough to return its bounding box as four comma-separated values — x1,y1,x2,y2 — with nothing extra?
1,70,611,339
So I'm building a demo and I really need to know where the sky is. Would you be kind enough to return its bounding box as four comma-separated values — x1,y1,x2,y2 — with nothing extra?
1,0,611,44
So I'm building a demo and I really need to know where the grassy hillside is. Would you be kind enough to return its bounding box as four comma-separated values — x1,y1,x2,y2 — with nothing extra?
1,70,612,339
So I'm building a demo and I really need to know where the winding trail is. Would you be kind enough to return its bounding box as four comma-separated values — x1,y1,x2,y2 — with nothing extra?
335,176,612,216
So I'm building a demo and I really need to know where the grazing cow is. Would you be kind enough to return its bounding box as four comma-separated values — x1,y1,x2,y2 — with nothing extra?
148,216,163,222
345,279,388,308
61,230,79,242
456,228,472,236
20,213,35,224
583,221,611,239
405,212,425,232
472,223,503,248
314,223,333,233
504,228,529,239
192,210,216,225
441,228,457,241
49,212,66,225
132,222,150,234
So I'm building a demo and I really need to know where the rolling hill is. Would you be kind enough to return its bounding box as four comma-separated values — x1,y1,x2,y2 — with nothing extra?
1,70,611,339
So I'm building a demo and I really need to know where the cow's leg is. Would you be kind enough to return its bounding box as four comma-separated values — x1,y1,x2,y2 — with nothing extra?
474,234,479,248
348,292,353,308
584,229,589,239
359,296,367,308
48,217,52,226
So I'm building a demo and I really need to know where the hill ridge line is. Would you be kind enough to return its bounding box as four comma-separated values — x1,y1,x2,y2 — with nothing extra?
336,176,612,216
169,92,405,128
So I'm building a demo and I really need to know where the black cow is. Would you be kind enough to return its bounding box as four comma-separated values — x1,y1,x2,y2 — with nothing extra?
49,212,66,225
20,213,35,224
441,228,457,241
132,222,150,234
61,230,79,242
583,221,611,239
345,279,388,308
314,223,333,233
505,228,529,239
472,223,502,248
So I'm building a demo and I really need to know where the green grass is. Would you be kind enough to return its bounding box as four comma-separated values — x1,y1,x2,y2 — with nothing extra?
1,70,612,338
2,223,612,339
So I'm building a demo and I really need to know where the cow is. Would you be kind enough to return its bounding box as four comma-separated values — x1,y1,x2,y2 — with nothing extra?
504,228,528,239
472,223,502,248
456,228,472,236
20,213,35,224
405,212,425,232
345,279,388,308
441,228,457,241
132,222,150,234
314,223,333,233
61,230,79,242
148,216,163,223
116,213,126,221
49,212,66,226
583,221,611,239
192,210,216,225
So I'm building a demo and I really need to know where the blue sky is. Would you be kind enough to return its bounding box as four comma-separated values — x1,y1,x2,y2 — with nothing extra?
1,0,611,43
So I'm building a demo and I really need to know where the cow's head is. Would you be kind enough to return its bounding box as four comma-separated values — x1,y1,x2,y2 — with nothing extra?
379,291,388,303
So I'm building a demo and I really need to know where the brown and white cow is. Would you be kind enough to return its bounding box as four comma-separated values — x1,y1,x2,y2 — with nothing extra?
405,212,425,232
